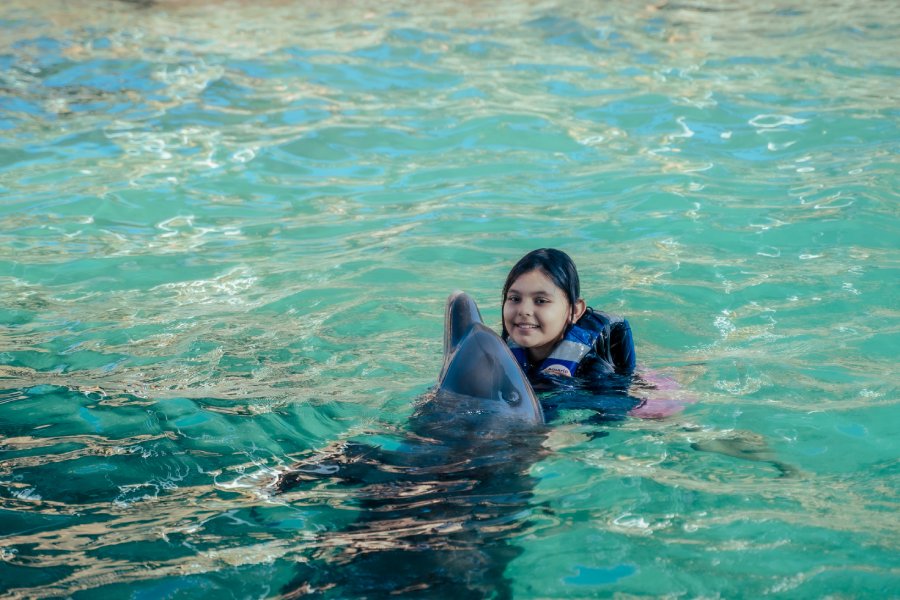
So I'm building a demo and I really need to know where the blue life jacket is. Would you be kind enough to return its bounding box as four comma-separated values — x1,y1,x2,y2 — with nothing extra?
507,323,600,378
506,309,635,378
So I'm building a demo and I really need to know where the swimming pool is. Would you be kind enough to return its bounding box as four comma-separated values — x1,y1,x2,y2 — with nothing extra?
1,0,898,597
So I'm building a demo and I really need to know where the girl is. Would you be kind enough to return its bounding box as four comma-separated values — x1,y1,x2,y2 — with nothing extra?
501,248,635,384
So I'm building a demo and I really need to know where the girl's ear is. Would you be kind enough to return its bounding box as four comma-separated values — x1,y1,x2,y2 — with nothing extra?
571,298,587,323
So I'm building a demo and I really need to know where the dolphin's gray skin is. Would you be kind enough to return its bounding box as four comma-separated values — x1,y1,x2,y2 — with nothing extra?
275,292,547,598
411,291,544,438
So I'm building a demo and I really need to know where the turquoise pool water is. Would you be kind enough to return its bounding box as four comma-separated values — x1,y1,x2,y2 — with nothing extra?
1,0,898,597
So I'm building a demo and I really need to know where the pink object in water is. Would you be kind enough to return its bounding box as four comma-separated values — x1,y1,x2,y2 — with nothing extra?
627,371,696,419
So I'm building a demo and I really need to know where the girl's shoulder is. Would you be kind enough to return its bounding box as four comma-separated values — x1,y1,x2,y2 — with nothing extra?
576,307,635,375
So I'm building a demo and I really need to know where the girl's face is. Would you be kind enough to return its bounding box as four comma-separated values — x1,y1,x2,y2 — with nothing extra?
503,269,585,363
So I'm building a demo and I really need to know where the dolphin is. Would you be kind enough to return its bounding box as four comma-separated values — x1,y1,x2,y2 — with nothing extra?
275,291,547,598
410,290,544,437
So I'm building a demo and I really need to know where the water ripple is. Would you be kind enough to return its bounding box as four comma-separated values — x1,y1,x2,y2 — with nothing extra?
1,0,898,597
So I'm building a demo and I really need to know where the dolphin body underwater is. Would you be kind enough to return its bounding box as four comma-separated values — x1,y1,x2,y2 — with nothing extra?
276,292,547,598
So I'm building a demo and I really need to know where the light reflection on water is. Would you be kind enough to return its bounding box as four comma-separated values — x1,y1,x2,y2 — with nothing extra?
1,0,898,597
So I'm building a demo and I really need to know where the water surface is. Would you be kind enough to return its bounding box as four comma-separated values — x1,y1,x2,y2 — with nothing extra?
1,0,898,597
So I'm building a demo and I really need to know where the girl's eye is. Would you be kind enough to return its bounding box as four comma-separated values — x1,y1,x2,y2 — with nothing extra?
536,297,549,304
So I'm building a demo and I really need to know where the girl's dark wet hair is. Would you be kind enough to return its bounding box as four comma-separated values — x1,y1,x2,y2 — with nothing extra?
501,248,581,337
